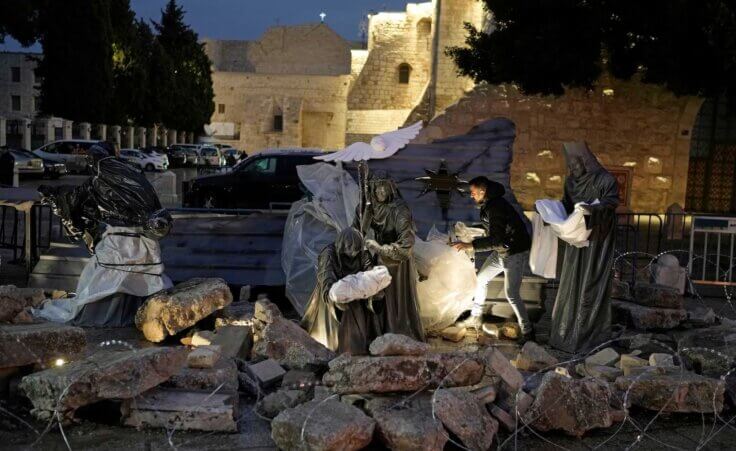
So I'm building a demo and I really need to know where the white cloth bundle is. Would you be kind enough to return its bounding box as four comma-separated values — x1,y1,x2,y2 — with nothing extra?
453,222,486,243
328,265,392,305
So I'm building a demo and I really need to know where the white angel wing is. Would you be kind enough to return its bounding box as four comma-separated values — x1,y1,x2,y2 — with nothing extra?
368,121,423,159
314,142,375,162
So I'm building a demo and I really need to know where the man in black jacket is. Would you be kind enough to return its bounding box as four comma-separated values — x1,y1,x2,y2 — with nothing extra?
452,176,533,339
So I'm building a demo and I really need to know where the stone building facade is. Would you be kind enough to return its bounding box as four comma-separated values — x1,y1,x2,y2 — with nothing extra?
0,52,41,119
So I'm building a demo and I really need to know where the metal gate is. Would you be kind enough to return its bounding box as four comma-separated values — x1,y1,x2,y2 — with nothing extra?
688,216,736,286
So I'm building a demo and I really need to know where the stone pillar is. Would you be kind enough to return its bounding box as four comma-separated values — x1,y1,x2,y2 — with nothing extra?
169,129,177,145
42,118,55,144
0,117,6,147
62,120,73,140
96,124,107,141
160,128,168,147
21,118,32,150
147,125,158,147
188,131,195,144
79,122,91,140
110,125,121,147
137,126,147,148
125,126,135,149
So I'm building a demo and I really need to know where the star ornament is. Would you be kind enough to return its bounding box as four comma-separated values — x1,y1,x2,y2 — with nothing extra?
415,161,468,209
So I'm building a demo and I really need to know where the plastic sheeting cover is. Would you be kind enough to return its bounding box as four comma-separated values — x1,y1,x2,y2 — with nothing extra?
282,163,360,315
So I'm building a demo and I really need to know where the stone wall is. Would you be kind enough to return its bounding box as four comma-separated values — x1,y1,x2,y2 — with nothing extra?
414,78,703,212
0,52,41,118
210,71,350,152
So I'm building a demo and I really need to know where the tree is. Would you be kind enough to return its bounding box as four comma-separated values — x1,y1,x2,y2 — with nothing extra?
33,0,114,122
447,0,736,104
0,0,40,46
153,0,214,132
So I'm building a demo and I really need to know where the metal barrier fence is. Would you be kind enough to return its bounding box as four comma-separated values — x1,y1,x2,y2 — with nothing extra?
688,216,736,287
0,204,56,262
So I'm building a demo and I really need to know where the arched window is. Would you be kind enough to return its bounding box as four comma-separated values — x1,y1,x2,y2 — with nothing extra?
398,63,411,84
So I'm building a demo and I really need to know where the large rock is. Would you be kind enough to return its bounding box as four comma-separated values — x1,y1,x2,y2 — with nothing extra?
433,388,497,451
322,353,483,394
369,333,431,356
122,388,237,432
482,347,524,392
615,370,725,413
632,283,684,309
513,341,559,372
19,347,187,421
585,347,620,367
612,300,686,330
271,399,375,451
252,300,334,370
135,278,232,342
678,325,736,377
258,388,311,419
365,395,447,451
524,372,618,438
0,285,46,322
0,322,86,369
164,358,238,392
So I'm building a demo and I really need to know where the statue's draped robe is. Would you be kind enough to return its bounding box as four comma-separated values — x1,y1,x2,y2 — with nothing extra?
549,144,619,353
301,240,381,355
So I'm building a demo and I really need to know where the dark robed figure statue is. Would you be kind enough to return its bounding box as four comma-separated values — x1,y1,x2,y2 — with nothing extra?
549,142,619,353
302,228,382,354
360,176,425,342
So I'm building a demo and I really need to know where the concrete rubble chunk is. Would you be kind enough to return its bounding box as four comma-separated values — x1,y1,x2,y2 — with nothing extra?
191,330,215,346
365,395,447,451
247,358,286,388
164,358,238,392
122,388,237,432
253,313,335,370
281,369,319,389
620,354,649,376
258,388,311,419
612,300,686,330
513,341,559,371
489,404,515,431
577,364,623,382
471,385,497,404
524,372,617,438
135,278,233,342
369,333,431,356
211,325,252,359
0,322,86,369
187,345,222,369
0,285,46,323
615,371,725,413
322,353,483,394
253,298,282,325
440,326,467,342
633,283,684,309
649,353,676,367
271,399,375,451
610,278,631,300
482,347,524,392
686,306,716,327
433,388,497,451
20,347,187,421
678,325,736,377
585,347,620,367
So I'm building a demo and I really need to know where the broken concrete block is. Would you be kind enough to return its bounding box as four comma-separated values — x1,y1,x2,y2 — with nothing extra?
471,385,497,404
365,395,446,451
433,388,497,451
654,255,687,294
187,345,222,369
610,278,631,300
239,285,251,302
615,371,725,413
122,388,237,432
585,347,620,367
513,341,559,371
312,385,333,402
649,353,675,367
524,372,617,437
191,330,215,346
581,364,623,382
489,404,515,431
632,283,684,309
0,285,46,322
253,298,282,325
0,323,86,369
678,325,736,377
271,399,375,451
20,347,187,421
500,322,522,339
135,278,233,342
686,306,716,327
258,388,311,419
164,358,238,392
253,315,335,370
482,347,524,392
612,300,686,330
620,354,649,376
281,369,319,390
322,353,482,394
211,325,252,359
440,326,467,342
369,333,431,356
247,359,286,388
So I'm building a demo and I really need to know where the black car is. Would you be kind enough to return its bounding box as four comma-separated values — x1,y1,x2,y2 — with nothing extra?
183,149,324,209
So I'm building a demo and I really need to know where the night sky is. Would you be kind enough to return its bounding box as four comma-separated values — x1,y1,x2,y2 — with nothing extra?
1,0,411,52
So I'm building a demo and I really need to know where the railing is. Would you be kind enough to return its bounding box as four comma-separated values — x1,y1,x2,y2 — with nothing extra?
0,204,56,263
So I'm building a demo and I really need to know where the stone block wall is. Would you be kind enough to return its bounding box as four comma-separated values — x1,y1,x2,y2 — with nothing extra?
414,78,704,212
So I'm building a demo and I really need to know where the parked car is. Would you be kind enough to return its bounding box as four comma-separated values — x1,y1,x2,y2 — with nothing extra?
197,146,226,167
12,148,66,179
120,148,169,171
0,146,45,177
169,144,201,166
34,139,98,173
166,148,189,167
183,149,324,209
